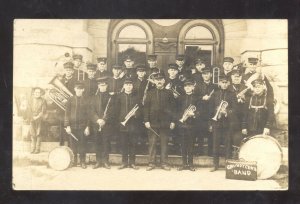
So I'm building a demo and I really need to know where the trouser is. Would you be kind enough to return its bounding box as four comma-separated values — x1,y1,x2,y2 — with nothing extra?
68,127,87,163
95,128,110,164
120,131,137,165
179,128,195,166
212,125,230,167
196,119,212,155
29,120,42,152
225,129,244,160
147,128,169,165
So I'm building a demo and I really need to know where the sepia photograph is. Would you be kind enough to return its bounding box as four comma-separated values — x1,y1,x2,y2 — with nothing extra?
12,19,288,190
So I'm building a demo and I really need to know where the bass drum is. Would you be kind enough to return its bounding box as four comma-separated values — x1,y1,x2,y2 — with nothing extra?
48,146,74,171
238,135,282,179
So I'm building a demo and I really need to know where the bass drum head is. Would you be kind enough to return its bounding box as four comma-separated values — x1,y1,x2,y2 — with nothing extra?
239,135,282,179
48,146,74,171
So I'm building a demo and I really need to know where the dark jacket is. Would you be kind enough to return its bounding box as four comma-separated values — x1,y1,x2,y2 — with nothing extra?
107,77,124,95
143,88,176,128
133,77,148,104
61,75,77,95
64,95,89,129
95,70,111,79
176,93,200,128
209,88,237,128
83,77,98,97
115,92,141,132
192,71,203,84
89,92,113,125
242,92,274,132
196,81,218,121
165,77,184,96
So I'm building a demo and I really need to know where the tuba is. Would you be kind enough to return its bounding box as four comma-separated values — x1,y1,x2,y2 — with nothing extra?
48,75,73,111
212,67,220,84
121,104,139,126
212,100,228,121
179,104,196,123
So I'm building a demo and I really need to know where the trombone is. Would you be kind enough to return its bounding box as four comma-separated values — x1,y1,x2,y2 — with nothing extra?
121,104,139,126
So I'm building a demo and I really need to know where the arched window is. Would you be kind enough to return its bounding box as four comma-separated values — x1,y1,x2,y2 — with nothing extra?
178,20,223,67
109,20,153,68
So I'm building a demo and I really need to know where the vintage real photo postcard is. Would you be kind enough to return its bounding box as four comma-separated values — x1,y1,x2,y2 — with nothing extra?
12,19,288,190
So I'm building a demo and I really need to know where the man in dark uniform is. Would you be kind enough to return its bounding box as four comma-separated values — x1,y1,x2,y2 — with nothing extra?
95,57,110,78
83,62,98,97
123,55,137,79
107,65,124,96
242,79,274,137
65,81,90,169
176,79,199,171
147,54,161,75
220,57,235,82
165,63,184,98
72,54,88,81
116,78,140,170
227,69,248,158
209,75,237,172
176,54,192,82
195,67,217,156
242,57,274,100
192,58,206,84
61,61,77,95
143,73,176,171
90,77,113,169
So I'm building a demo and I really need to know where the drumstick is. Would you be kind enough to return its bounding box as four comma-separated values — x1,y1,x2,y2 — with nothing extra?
64,128,79,141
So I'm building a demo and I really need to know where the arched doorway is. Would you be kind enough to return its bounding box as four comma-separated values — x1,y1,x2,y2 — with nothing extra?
108,19,224,72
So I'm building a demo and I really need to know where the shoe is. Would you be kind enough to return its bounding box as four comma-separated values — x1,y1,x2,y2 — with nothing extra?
188,166,196,171
72,161,78,167
81,163,87,169
146,165,155,171
34,150,40,154
93,162,101,169
129,164,139,170
104,163,111,169
210,166,218,172
177,166,186,171
118,164,128,170
161,165,171,171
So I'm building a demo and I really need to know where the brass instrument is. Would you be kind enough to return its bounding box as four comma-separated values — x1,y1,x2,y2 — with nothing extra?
99,97,112,131
142,72,156,105
165,82,181,97
121,104,139,126
212,67,220,84
179,104,196,123
48,75,73,111
212,100,228,121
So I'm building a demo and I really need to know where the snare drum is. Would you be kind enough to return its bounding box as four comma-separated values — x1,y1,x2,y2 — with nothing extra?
48,146,74,171
238,135,283,179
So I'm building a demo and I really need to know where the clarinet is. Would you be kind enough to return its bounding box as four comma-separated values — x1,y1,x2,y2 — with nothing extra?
98,96,112,132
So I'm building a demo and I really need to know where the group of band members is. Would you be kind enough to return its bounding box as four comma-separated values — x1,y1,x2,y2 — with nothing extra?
30,53,275,172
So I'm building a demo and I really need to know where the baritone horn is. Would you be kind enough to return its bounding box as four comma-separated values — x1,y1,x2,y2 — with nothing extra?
48,75,73,111
212,100,228,121
179,104,196,123
121,104,139,126
212,67,220,84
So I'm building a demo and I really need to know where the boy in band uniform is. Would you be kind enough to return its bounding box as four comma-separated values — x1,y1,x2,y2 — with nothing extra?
116,78,140,170
64,81,90,168
83,62,98,97
176,79,200,171
90,77,113,169
209,75,237,172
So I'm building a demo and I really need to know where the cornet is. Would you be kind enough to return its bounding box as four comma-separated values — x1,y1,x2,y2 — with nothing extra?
121,104,139,126
165,82,181,97
179,104,196,123
212,100,228,121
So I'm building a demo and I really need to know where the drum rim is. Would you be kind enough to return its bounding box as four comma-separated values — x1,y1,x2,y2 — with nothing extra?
48,146,74,171
240,135,283,161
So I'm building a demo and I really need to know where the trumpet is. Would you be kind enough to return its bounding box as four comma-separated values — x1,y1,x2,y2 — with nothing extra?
165,82,181,97
121,104,139,126
212,100,228,121
179,104,196,123
212,67,220,84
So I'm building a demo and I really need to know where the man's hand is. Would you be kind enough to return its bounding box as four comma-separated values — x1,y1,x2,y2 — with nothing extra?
208,125,212,133
202,95,210,101
242,129,248,135
170,122,175,130
97,119,105,127
263,128,270,135
66,126,72,134
145,122,151,129
84,127,90,136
